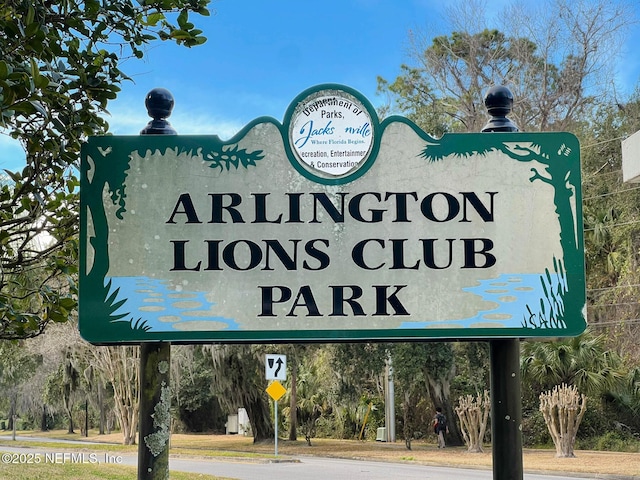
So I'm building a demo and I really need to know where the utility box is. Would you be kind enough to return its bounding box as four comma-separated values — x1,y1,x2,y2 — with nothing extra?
622,130,640,183
225,414,238,435
238,408,250,436
376,427,386,442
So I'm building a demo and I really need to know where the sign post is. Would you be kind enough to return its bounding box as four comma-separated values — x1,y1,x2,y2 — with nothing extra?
266,380,287,456
137,88,176,480
481,85,523,480
265,355,287,456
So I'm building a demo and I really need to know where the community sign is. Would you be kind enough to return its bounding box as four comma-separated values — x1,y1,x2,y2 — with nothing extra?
79,84,586,344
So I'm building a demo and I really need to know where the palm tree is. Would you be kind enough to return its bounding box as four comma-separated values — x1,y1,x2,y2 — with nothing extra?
291,364,331,446
521,330,625,398
604,366,640,432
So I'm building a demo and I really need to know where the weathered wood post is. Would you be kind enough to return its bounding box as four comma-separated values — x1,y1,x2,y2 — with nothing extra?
138,87,175,480
481,85,524,480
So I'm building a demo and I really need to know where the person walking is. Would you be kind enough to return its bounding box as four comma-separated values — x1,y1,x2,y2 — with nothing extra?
433,407,448,448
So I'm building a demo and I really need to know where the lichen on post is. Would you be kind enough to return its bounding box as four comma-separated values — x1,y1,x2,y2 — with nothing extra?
144,380,171,457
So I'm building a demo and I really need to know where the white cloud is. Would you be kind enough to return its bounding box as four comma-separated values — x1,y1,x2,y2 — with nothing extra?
106,104,245,140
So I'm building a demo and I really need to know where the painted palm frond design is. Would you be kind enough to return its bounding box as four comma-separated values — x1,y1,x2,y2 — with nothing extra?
204,144,265,171
421,136,504,162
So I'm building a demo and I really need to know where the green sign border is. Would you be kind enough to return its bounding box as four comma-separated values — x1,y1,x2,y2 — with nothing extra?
79,84,587,344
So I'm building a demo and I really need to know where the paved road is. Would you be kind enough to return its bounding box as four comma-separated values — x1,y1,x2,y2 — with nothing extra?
168,455,597,480
0,442,601,480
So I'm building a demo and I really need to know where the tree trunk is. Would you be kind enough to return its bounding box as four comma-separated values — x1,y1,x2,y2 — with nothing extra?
84,399,89,437
64,382,75,434
98,382,105,435
67,413,74,434
41,405,47,431
8,398,15,431
245,395,274,443
426,376,464,446
289,361,298,441
403,391,413,450
92,346,140,445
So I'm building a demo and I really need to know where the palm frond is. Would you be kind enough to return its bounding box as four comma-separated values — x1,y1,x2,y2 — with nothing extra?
420,136,501,162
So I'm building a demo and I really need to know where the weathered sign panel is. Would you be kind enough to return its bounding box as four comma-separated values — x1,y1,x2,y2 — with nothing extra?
79,84,586,344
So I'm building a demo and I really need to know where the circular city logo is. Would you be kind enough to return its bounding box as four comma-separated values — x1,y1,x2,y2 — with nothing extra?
287,87,375,181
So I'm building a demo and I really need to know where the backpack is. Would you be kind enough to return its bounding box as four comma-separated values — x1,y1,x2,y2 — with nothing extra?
434,413,446,433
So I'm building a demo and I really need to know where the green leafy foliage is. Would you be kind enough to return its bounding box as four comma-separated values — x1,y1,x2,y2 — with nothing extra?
175,348,225,433
521,330,625,398
0,0,209,339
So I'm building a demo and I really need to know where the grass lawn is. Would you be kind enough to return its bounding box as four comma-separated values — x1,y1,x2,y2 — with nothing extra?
0,460,231,480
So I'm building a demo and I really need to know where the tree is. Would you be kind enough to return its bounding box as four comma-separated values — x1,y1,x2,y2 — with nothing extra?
455,390,490,453
0,340,39,431
19,320,86,433
377,0,635,447
88,345,140,445
378,0,632,133
43,358,83,434
521,331,625,398
581,93,640,364
275,344,321,441
171,345,224,433
330,343,387,439
539,384,587,457
389,343,435,450
0,0,210,339
286,360,331,446
419,342,464,446
452,342,490,398
204,344,274,443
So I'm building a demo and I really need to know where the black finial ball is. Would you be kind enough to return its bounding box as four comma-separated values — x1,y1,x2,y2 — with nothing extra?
145,88,174,120
140,88,177,135
484,85,513,117
482,85,518,133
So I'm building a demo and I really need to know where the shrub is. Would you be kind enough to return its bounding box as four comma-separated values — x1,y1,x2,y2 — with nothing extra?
576,403,612,439
595,430,640,453
522,410,552,447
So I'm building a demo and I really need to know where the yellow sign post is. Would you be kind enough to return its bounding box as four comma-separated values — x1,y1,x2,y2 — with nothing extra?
266,380,287,456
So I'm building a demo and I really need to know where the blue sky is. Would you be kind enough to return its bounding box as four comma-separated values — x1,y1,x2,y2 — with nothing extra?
1,0,640,171
109,0,439,138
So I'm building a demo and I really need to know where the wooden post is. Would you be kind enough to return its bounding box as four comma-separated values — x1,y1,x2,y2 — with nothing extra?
138,88,176,480
482,86,524,480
